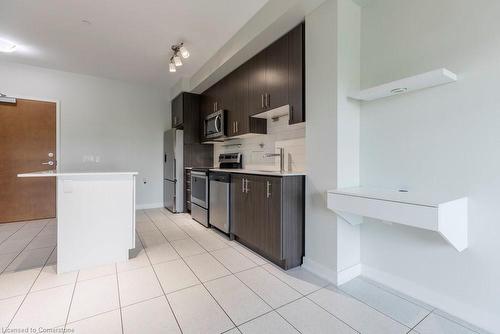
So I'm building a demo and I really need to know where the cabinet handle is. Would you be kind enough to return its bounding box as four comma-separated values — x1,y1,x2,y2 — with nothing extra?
266,181,271,198
236,121,238,133
290,105,293,122
266,93,270,108
242,178,245,193
261,94,264,109
245,179,249,193
173,116,177,125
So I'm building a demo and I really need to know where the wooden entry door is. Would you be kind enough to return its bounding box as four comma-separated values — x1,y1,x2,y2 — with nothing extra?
0,99,57,223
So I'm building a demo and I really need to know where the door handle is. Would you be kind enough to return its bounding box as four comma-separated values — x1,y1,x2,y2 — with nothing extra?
42,161,54,166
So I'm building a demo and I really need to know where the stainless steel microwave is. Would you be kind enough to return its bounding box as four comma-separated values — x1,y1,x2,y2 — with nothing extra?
204,110,226,139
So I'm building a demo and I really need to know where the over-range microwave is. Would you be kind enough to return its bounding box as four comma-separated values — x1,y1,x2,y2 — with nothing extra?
204,110,227,140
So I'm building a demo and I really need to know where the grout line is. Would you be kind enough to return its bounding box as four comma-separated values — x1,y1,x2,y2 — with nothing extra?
0,222,26,247
141,210,184,334
334,283,417,329
407,311,432,333
114,263,125,334
148,211,239,331
0,220,52,276
359,276,435,311
6,245,57,330
157,209,307,333
64,270,80,329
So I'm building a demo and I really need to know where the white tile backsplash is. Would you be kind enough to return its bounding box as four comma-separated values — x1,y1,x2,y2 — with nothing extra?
214,112,305,172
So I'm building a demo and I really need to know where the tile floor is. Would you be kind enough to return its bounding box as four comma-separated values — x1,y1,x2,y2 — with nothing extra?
0,209,491,334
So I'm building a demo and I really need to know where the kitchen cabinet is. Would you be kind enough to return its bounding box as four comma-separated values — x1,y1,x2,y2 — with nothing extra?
288,22,305,124
231,174,304,269
171,93,183,128
248,34,289,115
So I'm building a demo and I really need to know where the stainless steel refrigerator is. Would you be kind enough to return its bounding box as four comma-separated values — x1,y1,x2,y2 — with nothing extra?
164,129,183,213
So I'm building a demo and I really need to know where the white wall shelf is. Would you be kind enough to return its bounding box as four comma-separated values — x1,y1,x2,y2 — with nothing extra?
327,187,468,251
348,68,458,101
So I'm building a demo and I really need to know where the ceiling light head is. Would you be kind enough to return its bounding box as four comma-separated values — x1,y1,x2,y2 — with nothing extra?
179,44,190,59
169,60,177,72
173,54,182,66
0,38,17,53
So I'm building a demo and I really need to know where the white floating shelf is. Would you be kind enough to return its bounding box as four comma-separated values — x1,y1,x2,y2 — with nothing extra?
327,187,468,252
348,68,458,101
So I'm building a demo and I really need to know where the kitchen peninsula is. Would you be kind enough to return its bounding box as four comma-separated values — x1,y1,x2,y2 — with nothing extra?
17,170,137,273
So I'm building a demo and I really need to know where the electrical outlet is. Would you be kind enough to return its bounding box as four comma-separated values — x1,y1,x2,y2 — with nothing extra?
143,178,148,185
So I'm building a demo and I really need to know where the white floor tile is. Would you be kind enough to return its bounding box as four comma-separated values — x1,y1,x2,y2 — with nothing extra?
139,231,168,248
118,266,163,307
308,286,409,334
415,313,478,334
223,328,241,334
0,252,18,272
116,248,151,272
205,275,271,325
154,259,200,293
0,222,25,234
10,284,74,329
0,296,24,328
144,242,179,265
68,309,122,334
0,269,41,300
0,237,32,255
231,243,268,265
236,267,301,309
122,296,181,334
78,263,116,281
0,231,15,244
340,277,430,328
31,264,77,292
433,309,491,334
191,233,230,251
170,238,206,258
5,246,53,272
184,253,231,282
136,220,159,233
68,275,119,322
277,298,356,334
25,233,57,250
160,226,190,242
262,263,328,295
168,285,234,334
238,311,299,334
211,247,258,273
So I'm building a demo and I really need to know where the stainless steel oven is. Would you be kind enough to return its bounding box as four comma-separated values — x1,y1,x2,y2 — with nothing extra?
191,170,209,226
204,110,226,140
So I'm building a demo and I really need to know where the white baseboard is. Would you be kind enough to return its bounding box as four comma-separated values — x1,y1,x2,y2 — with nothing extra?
337,263,362,285
136,202,163,210
363,265,498,333
302,257,361,285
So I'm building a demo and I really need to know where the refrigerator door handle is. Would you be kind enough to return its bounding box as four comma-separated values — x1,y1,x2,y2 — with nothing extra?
164,154,167,163
173,158,176,181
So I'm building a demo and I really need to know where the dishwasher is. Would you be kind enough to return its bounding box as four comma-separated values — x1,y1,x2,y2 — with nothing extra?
209,172,231,233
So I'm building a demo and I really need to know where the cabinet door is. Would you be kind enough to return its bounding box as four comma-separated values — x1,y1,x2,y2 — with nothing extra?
288,22,305,124
231,175,247,238
171,94,183,128
266,34,289,111
248,50,267,116
225,70,239,137
233,64,249,136
246,175,267,248
264,177,282,259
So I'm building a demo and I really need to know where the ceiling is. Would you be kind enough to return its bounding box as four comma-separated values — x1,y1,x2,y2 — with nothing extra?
0,0,268,90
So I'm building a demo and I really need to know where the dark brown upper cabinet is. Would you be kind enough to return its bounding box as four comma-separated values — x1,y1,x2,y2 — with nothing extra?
171,92,201,144
200,22,305,142
288,22,305,124
171,93,183,128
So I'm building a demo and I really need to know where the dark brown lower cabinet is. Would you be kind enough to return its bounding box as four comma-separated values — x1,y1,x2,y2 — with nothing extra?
231,174,304,270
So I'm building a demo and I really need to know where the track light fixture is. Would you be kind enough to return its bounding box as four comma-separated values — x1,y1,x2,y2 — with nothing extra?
169,42,190,73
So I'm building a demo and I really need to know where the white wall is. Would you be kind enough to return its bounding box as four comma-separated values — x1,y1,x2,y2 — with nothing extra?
0,61,170,207
360,0,500,331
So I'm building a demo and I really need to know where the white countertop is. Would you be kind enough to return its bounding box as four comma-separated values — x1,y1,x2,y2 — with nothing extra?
210,168,306,177
17,170,139,177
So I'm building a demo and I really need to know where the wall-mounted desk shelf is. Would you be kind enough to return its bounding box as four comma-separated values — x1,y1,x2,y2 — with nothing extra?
327,187,468,251
348,68,458,101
